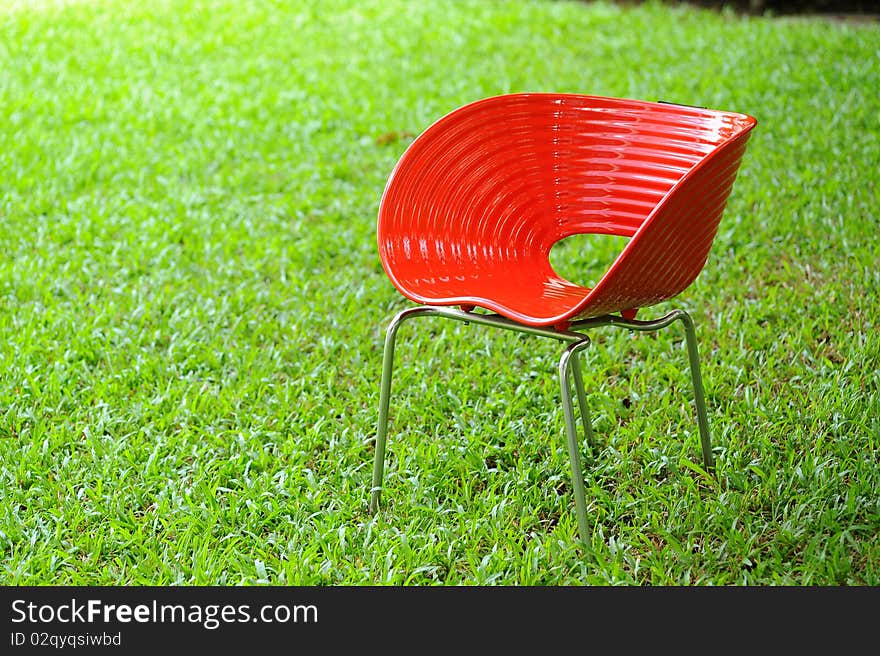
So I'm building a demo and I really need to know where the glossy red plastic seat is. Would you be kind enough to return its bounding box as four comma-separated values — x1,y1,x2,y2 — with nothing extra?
371,93,756,549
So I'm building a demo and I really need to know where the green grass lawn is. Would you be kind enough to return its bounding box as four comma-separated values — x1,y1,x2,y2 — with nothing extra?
1,0,877,585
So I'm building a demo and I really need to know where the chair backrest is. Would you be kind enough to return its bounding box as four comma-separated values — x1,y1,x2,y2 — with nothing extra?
378,93,756,324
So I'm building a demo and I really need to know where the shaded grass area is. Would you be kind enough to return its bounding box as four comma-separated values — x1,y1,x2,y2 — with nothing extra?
645,0,880,18
0,0,877,584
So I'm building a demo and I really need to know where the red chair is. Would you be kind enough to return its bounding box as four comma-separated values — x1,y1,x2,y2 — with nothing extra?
371,93,757,548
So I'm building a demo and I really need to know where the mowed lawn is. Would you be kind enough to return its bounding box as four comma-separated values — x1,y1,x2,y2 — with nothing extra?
0,0,877,584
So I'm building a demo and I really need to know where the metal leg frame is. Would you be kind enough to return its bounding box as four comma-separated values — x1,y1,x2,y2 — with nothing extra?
569,309,713,472
369,306,713,548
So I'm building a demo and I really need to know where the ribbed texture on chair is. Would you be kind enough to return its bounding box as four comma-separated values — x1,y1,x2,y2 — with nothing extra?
378,93,756,327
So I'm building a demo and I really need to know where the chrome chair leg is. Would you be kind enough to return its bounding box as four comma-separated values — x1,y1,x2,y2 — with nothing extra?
676,310,714,471
559,339,593,549
370,309,409,514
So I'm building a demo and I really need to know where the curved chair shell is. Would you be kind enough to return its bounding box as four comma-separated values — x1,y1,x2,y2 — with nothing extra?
377,93,757,328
